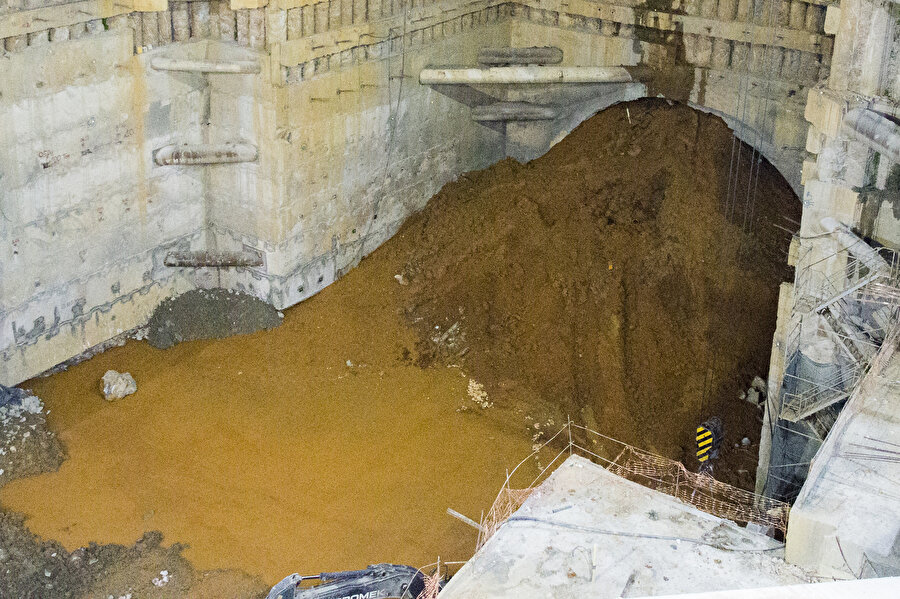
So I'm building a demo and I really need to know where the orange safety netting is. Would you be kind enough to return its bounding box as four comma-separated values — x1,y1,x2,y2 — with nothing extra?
477,425,790,550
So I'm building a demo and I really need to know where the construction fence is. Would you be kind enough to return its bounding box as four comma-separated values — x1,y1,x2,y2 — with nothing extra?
476,421,790,550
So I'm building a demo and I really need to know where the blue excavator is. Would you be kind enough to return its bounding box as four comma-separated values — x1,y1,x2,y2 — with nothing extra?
266,563,440,599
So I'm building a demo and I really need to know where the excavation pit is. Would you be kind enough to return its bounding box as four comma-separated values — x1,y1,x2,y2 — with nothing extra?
0,100,799,597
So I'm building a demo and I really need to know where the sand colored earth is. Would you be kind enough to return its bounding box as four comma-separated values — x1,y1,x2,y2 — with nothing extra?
0,99,798,595
0,254,537,586
384,99,799,487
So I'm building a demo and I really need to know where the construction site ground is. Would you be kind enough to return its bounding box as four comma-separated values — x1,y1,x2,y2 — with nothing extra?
0,99,799,598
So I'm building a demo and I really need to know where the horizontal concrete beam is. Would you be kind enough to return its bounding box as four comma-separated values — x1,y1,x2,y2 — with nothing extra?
420,66,631,85
0,0,129,39
153,144,259,166
231,0,268,8
477,46,563,65
151,57,262,74
820,216,891,275
556,0,828,54
842,108,900,164
472,102,558,121
164,250,264,268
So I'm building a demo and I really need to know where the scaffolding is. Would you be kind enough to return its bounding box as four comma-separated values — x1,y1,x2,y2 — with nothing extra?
781,243,899,423
476,420,791,551
763,231,900,502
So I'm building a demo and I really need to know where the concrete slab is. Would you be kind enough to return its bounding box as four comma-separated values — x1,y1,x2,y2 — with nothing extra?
441,456,812,599
786,345,900,579
633,577,900,598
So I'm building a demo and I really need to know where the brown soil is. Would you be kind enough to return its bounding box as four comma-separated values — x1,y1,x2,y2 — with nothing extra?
0,99,798,597
0,517,264,599
1,253,538,591
381,98,799,487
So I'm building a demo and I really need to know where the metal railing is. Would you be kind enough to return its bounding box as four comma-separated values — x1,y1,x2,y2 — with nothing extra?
792,241,899,315
779,238,900,423
475,419,791,550
781,360,864,422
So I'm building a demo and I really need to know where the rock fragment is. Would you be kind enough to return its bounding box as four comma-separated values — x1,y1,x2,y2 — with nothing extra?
102,371,137,401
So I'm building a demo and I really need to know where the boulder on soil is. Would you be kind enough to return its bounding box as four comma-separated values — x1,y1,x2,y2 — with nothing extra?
102,371,137,401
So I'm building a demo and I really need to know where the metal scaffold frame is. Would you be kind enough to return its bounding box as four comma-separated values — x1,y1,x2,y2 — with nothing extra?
781,242,900,423
764,230,900,502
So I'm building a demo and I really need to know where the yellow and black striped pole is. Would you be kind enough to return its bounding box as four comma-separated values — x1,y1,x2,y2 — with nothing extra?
696,416,723,467
696,426,714,463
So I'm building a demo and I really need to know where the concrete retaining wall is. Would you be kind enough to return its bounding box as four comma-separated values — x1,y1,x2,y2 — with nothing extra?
0,0,507,386
0,29,204,385
0,0,836,385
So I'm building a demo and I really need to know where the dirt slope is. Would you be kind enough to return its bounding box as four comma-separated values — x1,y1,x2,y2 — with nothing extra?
378,99,799,484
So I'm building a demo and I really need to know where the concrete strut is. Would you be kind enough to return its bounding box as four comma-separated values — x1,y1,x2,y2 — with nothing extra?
820,216,890,275
472,102,558,121
164,250,264,268
842,108,900,164
154,143,259,166
477,46,564,65
151,57,262,74
419,66,632,85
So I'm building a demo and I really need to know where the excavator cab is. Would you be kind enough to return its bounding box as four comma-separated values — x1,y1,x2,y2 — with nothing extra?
266,563,439,599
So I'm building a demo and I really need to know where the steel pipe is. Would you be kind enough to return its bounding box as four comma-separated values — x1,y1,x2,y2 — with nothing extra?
472,102,558,121
477,46,564,66
419,66,632,85
164,250,263,268
820,216,890,275
151,57,261,74
154,143,259,166
842,108,900,164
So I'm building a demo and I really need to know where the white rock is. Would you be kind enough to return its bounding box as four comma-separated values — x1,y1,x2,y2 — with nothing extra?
751,376,767,394
21,395,43,414
746,388,761,405
741,437,751,446
152,570,170,587
102,371,137,401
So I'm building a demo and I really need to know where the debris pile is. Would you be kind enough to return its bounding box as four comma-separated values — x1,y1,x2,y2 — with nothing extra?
377,99,799,487
741,376,768,409
0,385,63,487
145,288,282,349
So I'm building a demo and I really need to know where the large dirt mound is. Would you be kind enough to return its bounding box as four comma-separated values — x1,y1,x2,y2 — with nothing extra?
379,99,799,482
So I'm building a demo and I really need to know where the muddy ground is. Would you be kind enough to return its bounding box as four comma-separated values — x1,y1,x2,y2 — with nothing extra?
0,99,799,598
0,389,266,599
383,98,799,487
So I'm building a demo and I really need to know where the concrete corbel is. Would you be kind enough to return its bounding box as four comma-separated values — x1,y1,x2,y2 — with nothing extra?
231,0,269,9
132,0,168,11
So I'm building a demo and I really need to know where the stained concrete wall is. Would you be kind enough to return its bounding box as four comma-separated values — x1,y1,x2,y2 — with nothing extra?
0,0,838,385
506,0,833,194
0,27,204,386
0,0,507,386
